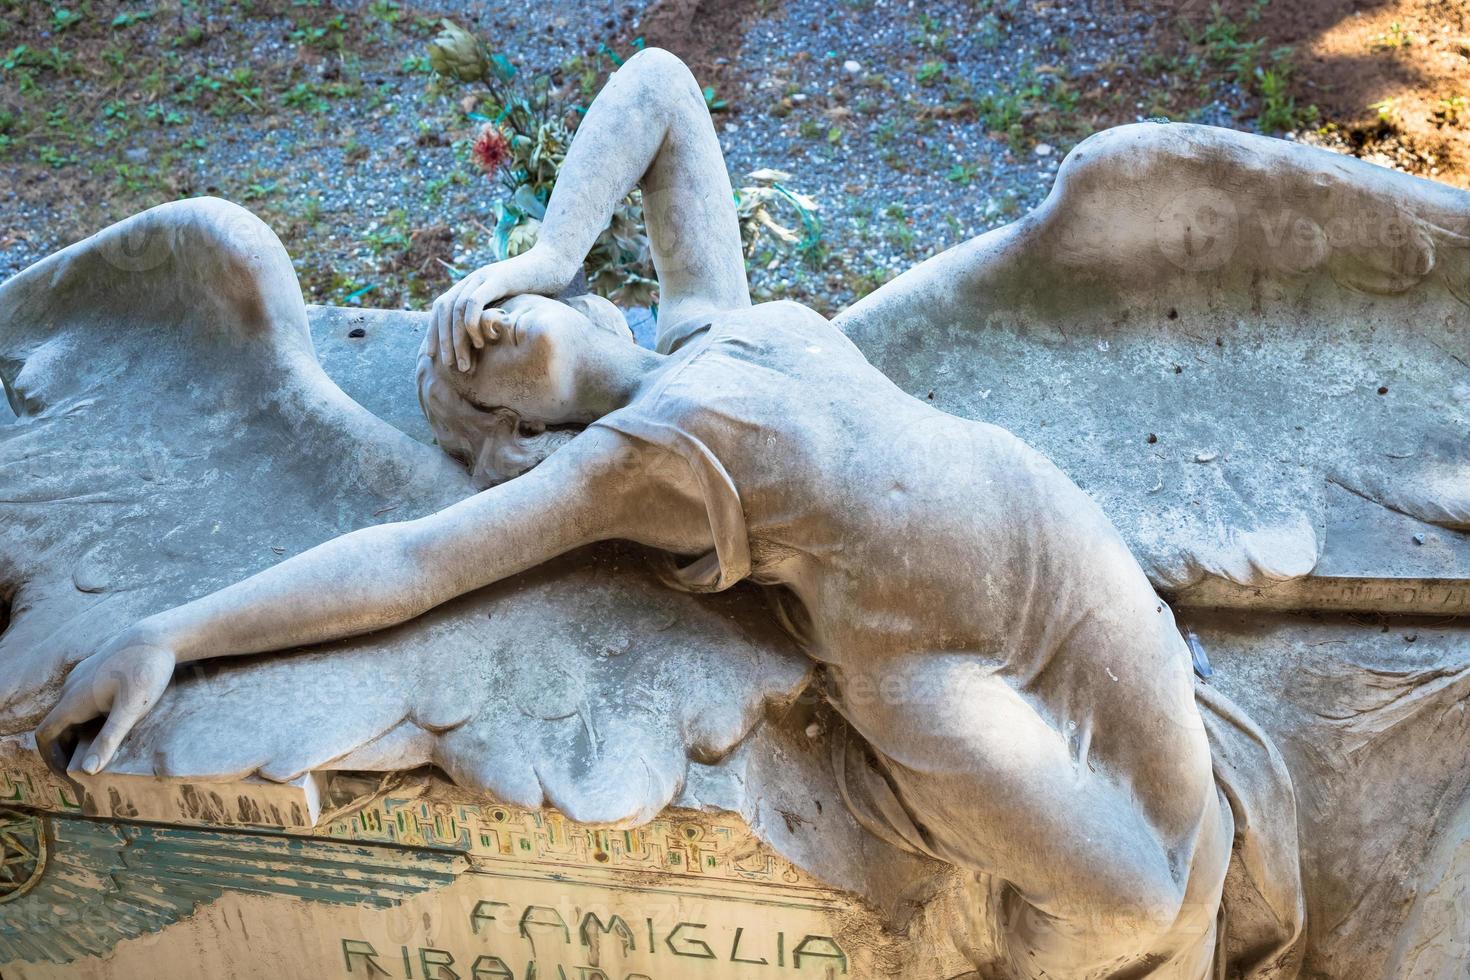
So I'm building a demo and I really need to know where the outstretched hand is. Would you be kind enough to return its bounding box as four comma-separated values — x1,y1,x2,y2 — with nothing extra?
427,246,572,372
36,627,177,777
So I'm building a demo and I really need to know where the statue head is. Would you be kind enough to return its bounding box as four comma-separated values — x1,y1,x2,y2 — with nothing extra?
416,292,636,487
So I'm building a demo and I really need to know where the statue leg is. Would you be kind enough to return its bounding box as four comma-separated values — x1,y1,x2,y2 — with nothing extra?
833,654,1231,978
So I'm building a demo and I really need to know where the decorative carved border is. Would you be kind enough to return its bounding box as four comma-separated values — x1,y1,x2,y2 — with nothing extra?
324,795,826,891
0,808,45,905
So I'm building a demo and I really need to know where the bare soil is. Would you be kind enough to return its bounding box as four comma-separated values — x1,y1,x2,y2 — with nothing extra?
634,0,768,97
1205,0,1470,185
3,0,1468,313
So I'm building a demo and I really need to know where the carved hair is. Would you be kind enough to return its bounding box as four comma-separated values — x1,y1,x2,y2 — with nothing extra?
415,293,632,488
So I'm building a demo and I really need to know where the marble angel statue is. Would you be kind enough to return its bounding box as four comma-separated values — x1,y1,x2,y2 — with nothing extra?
3,47,1466,980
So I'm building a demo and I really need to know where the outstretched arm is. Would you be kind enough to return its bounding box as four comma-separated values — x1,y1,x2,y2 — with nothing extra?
428,47,749,369
36,428,639,775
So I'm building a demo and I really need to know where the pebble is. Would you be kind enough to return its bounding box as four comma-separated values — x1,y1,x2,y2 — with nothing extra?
0,0,1250,315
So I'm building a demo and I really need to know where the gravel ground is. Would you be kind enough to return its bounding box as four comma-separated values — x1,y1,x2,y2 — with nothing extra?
0,0,1448,316
722,0,1241,306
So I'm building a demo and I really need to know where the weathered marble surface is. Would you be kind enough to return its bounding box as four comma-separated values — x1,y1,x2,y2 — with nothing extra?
0,119,1467,980
0,199,809,828
840,123,1468,600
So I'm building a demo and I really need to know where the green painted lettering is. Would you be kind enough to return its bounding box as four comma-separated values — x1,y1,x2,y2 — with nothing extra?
730,926,768,965
469,955,515,980
792,936,847,973
579,912,636,954
471,901,511,935
342,939,391,976
420,947,460,980
665,922,716,959
520,906,571,943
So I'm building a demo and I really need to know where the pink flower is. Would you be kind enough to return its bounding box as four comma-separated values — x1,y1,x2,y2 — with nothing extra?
472,124,511,176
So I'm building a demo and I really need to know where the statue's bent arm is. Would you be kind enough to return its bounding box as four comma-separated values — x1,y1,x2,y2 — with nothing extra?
541,47,751,329
428,46,751,368
35,427,675,775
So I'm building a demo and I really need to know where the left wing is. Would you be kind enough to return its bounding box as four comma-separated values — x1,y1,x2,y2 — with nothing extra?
837,123,1468,599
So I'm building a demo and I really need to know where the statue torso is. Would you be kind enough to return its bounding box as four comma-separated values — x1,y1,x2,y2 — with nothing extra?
597,301,1183,686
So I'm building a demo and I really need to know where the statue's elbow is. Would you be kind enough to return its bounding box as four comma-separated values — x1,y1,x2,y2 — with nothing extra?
620,47,702,105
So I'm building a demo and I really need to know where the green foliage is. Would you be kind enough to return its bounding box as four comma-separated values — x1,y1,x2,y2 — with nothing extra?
424,20,820,307
367,1,403,27
1187,2,1316,132
946,162,978,185
172,24,206,48
560,54,602,100
1433,95,1465,127
290,14,347,51
38,144,74,168
910,12,951,53
1255,63,1314,132
242,180,278,201
1371,97,1399,124
111,10,154,29
916,61,945,85
364,209,412,254
1370,22,1414,51
426,19,487,82
51,8,83,32
282,82,329,113
845,264,893,299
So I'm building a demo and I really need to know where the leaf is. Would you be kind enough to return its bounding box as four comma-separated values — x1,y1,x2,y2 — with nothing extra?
506,217,542,257
745,168,792,182
490,53,517,83
492,203,518,261
510,184,547,221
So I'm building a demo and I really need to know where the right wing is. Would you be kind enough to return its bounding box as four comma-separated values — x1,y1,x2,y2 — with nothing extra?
0,198,808,827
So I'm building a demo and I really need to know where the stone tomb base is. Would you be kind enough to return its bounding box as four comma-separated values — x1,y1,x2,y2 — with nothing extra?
0,767,905,980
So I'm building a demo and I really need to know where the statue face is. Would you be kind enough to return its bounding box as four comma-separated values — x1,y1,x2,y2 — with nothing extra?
452,294,614,425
